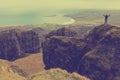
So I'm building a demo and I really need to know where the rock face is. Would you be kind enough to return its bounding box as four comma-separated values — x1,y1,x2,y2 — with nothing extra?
42,36,90,72
42,24,120,80
0,27,47,61
85,24,117,48
78,25,120,80
45,27,77,38
19,30,40,53
0,29,23,61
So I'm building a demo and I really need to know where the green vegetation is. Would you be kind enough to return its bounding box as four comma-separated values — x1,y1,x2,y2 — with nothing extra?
31,68,89,80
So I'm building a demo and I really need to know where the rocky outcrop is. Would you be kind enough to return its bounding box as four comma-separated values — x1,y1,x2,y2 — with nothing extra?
0,27,47,61
42,24,120,80
78,25,120,80
85,24,118,48
45,27,77,38
45,25,94,39
42,36,90,72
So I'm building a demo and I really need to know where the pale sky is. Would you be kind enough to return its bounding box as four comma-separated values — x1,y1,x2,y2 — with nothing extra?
0,0,120,13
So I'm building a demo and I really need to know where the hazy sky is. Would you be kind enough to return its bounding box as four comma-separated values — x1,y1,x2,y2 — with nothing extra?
0,0,120,13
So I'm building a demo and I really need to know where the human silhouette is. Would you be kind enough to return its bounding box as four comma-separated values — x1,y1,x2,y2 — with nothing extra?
103,14,110,24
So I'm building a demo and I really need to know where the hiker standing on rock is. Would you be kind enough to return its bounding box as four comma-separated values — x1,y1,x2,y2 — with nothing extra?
103,14,110,24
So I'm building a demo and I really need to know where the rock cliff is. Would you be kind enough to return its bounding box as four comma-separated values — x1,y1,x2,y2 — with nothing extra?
0,27,47,61
18,30,40,53
42,24,120,80
78,24,120,80
0,29,23,61
42,36,90,72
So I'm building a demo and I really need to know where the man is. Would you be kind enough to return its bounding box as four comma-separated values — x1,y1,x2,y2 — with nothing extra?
103,14,110,24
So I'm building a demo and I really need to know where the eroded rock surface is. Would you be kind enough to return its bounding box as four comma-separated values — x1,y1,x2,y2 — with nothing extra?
0,27,47,61
42,24,120,80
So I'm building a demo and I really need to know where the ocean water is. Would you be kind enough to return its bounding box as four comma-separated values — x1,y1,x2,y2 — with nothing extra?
0,9,78,27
